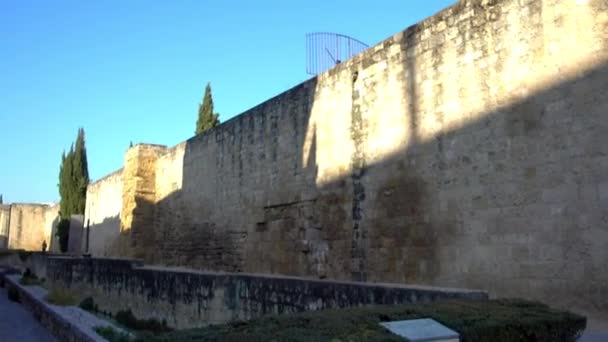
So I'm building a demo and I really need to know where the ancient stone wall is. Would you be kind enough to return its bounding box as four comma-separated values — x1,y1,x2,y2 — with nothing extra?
86,0,608,319
84,169,123,256
121,144,168,259
6,203,59,251
0,205,10,248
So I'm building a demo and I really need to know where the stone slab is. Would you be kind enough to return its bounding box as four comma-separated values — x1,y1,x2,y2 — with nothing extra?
380,318,459,342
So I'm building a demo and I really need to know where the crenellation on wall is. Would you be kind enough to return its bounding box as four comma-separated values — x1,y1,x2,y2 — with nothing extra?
85,0,608,319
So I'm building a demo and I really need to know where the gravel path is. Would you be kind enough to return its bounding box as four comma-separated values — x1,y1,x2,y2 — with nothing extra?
0,286,58,342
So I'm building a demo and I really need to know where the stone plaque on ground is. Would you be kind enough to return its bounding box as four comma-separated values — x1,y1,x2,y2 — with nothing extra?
380,318,459,342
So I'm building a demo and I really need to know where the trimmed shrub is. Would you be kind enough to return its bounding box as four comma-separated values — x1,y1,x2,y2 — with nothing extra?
20,269,43,286
45,287,78,306
137,299,586,342
94,326,132,342
18,250,32,262
115,309,171,334
79,296,98,312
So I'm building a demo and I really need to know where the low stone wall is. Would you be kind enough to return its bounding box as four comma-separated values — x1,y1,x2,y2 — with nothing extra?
0,250,59,279
47,256,488,329
1,271,109,342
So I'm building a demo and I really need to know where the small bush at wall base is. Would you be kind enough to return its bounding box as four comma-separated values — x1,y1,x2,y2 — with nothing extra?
18,251,32,262
7,286,20,302
94,326,133,342
115,309,172,334
139,299,586,342
45,287,78,306
79,296,98,312
20,269,44,286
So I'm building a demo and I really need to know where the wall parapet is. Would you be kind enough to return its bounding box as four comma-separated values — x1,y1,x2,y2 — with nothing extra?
46,256,487,329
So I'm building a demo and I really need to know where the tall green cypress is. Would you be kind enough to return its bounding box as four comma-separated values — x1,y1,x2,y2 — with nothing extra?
56,128,89,252
73,128,89,214
195,82,220,135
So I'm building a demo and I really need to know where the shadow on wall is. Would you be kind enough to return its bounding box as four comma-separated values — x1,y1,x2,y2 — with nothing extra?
113,0,608,319
82,215,122,257
146,77,321,271
48,215,61,253
129,57,608,317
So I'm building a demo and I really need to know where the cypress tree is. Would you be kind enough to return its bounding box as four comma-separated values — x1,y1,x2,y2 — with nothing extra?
0,194,3,204
73,128,89,214
56,128,89,252
195,82,220,135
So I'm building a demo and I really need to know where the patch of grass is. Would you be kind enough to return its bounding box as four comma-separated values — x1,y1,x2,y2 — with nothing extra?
7,285,20,302
138,299,586,342
94,326,133,342
45,287,78,306
115,309,172,335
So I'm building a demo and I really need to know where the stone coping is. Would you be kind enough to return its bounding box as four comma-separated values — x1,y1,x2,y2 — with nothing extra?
45,256,488,298
139,264,488,297
45,256,488,297
1,269,127,342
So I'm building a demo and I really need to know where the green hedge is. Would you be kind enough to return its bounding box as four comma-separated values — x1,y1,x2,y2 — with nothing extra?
94,326,132,342
115,309,172,334
135,299,585,342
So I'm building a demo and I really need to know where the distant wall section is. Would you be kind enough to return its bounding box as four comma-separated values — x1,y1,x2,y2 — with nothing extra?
0,205,10,248
6,203,59,251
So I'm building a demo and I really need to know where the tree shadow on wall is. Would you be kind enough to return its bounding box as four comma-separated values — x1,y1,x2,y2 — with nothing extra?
78,215,122,257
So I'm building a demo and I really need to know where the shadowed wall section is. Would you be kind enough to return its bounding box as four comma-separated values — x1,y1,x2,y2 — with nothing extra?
85,0,608,319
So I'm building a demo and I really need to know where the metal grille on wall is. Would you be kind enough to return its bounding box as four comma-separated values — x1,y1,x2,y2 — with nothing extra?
306,32,369,75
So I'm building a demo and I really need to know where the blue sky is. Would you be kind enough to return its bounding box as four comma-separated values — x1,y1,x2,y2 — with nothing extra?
0,0,455,203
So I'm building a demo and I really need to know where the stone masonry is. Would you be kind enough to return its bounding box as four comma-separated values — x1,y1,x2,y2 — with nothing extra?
84,0,608,320
0,203,59,251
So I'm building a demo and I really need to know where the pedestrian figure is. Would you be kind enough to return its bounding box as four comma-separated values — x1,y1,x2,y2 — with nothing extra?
41,240,47,253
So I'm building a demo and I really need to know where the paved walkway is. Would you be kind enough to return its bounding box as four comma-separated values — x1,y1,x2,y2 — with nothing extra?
579,317,608,342
0,286,57,342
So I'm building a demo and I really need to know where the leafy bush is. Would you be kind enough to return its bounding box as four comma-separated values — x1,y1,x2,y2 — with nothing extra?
45,287,78,306
137,299,586,342
94,326,133,342
20,269,43,286
79,296,98,312
115,309,171,334
55,219,71,253
18,250,32,262
7,286,20,302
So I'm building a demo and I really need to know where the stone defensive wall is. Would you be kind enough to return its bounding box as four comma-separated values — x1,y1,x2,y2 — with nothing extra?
83,0,608,321
0,203,59,251
83,168,123,256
